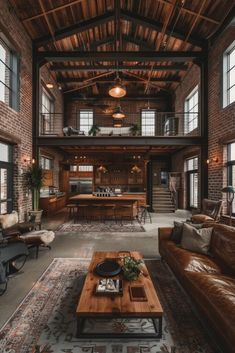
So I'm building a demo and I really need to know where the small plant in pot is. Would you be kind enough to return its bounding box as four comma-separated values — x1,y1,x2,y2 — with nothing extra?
122,256,143,281
89,124,100,136
130,123,140,136
23,164,44,224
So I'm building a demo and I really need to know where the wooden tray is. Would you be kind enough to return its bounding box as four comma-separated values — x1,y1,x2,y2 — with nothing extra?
129,285,147,301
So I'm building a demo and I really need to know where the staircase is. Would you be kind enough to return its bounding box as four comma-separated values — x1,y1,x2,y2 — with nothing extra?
152,186,175,213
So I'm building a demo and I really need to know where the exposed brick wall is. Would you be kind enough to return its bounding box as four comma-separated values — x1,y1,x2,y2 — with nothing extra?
207,26,235,205
0,1,63,219
0,1,33,220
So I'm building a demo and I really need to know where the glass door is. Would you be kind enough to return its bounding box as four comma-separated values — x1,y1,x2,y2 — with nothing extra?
186,156,198,209
0,142,13,214
188,171,198,208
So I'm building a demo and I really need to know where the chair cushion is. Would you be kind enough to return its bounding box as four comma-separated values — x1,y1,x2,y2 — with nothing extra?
191,214,214,223
20,230,55,245
0,211,19,229
181,223,213,255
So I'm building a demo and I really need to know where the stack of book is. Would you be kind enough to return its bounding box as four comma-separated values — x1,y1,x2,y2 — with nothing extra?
95,278,123,296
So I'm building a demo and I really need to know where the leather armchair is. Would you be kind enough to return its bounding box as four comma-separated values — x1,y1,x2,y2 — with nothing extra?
191,198,223,223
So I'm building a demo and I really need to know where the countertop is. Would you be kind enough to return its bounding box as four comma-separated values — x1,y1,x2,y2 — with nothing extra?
69,194,144,201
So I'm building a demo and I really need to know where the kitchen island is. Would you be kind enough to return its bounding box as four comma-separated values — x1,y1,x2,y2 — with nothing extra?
69,193,146,220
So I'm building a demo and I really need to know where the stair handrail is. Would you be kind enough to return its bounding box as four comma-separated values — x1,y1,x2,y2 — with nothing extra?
169,175,177,209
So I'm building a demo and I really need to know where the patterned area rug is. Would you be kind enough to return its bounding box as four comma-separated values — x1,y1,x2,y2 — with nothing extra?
0,258,218,353
56,220,145,233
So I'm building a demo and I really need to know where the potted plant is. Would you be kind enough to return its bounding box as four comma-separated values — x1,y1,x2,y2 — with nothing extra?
89,124,100,136
130,123,140,136
23,164,44,224
122,256,143,281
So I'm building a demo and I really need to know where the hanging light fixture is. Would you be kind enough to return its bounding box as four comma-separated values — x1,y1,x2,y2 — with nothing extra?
108,73,126,98
112,105,125,119
131,165,141,174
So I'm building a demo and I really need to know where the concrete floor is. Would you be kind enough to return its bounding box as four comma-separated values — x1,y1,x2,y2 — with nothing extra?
0,209,190,328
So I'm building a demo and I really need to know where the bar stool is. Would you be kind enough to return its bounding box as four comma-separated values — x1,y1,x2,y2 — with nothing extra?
66,204,77,220
139,205,152,224
102,204,116,222
91,204,104,222
114,204,134,224
76,204,89,223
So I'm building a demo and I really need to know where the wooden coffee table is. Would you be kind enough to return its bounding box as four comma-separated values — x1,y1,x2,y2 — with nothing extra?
76,251,163,339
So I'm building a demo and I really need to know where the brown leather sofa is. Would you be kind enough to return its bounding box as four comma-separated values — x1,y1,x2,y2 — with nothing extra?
159,223,235,353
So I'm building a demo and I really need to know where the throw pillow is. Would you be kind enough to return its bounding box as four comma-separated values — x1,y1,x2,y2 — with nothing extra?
181,223,213,255
170,221,184,244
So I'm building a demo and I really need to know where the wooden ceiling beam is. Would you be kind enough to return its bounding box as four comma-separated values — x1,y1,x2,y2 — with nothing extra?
50,64,188,72
88,34,155,51
145,0,179,93
22,0,84,22
156,0,220,25
67,95,168,101
57,76,180,83
38,51,203,63
35,11,115,47
120,9,206,48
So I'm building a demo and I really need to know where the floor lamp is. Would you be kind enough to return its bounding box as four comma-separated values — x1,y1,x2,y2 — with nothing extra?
221,186,235,226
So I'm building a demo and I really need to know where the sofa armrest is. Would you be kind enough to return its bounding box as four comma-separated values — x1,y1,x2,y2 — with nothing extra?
158,227,173,241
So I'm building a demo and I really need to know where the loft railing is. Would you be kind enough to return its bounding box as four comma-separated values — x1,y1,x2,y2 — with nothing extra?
39,112,200,137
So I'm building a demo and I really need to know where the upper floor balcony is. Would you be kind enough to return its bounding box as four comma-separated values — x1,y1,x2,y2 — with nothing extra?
39,112,200,139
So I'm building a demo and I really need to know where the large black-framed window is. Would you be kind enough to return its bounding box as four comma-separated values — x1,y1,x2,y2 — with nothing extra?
41,87,55,134
227,142,235,214
223,41,235,108
184,86,199,134
141,109,156,136
0,142,14,214
79,109,93,135
0,38,20,111
186,156,198,209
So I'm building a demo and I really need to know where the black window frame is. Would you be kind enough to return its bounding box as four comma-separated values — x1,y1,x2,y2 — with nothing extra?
0,37,20,111
141,109,156,136
186,156,199,209
0,141,14,214
227,142,235,215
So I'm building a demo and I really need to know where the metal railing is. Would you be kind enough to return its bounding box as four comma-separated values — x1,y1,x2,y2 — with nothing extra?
39,112,200,137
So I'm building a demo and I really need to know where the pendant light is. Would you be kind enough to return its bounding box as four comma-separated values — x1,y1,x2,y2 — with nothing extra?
112,105,125,119
108,73,126,98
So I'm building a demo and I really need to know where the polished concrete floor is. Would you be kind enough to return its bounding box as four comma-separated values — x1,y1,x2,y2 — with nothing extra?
0,209,190,328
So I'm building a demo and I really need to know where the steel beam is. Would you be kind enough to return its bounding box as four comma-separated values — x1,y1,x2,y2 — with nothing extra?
37,136,203,147
38,51,203,63
50,64,188,72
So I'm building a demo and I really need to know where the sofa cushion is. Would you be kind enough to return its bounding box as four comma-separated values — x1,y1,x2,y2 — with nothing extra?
170,221,184,243
0,211,19,229
181,223,213,255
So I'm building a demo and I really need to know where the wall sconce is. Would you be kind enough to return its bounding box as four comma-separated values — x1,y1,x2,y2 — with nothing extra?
23,157,36,165
206,157,219,164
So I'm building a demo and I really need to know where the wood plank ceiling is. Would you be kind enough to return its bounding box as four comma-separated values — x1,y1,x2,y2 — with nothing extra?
9,0,234,97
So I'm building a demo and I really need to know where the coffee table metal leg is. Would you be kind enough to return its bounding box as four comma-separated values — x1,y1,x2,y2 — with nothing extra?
152,316,162,338
76,316,162,339
77,317,85,337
